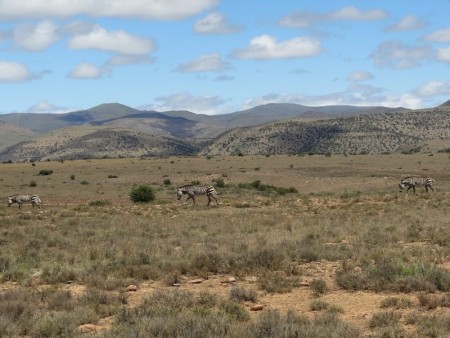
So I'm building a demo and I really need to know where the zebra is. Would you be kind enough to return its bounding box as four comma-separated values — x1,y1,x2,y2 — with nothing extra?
7,194,42,208
176,185,218,206
399,176,435,194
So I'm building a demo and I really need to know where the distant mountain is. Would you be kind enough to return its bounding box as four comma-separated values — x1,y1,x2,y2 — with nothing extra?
0,102,407,137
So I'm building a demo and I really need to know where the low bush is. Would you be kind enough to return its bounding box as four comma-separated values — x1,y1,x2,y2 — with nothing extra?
38,169,53,176
129,184,155,203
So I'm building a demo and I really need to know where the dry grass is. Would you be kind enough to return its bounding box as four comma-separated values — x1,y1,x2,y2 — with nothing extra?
1,153,450,336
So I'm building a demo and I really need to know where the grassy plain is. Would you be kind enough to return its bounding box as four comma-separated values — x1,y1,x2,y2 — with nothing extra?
1,153,450,337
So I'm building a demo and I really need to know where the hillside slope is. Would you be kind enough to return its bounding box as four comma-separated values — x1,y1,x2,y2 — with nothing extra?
0,121,36,152
0,126,199,161
202,107,450,155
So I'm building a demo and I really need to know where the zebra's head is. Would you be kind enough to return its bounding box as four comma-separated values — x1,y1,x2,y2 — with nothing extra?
399,183,407,192
176,187,184,200
7,196,15,207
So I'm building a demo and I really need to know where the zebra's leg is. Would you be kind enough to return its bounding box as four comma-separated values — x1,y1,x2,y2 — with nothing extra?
207,196,211,206
212,195,218,205
412,186,416,194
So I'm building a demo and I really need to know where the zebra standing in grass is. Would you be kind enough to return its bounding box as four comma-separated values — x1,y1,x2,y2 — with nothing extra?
399,176,435,194
7,194,42,208
176,185,218,206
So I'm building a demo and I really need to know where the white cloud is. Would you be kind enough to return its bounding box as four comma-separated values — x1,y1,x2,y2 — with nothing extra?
425,28,450,42
329,6,387,21
233,35,322,60
241,83,424,111
68,62,106,79
107,55,155,66
69,26,154,55
436,47,450,62
13,20,59,51
371,40,432,69
0,0,218,20
278,12,321,28
25,100,75,114
194,12,241,34
347,71,374,82
176,53,230,73
385,15,426,32
414,81,450,97
0,61,31,82
279,6,387,28
144,92,229,115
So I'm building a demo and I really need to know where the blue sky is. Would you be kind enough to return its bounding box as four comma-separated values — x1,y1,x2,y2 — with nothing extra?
1,0,450,115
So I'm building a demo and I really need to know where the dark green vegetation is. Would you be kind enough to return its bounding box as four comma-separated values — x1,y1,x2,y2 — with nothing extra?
1,154,450,336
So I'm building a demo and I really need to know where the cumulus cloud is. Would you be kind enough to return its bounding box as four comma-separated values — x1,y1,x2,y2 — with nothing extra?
347,71,374,82
143,92,229,115
279,6,387,28
329,6,387,21
13,20,59,51
176,53,230,73
370,40,432,69
194,12,241,34
69,26,154,55
106,55,156,66
385,15,426,32
241,82,424,111
232,34,322,60
0,61,32,82
414,81,450,97
25,100,75,114
436,47,450,63
425,27,450,42
0,0,218,20
68,62,108,79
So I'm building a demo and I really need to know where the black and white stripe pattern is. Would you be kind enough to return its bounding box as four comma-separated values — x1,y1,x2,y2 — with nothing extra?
7,194,42,208
399,177,435,194
176,185,218,206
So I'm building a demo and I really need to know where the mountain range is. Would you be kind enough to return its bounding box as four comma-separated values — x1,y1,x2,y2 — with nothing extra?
0,101,448,161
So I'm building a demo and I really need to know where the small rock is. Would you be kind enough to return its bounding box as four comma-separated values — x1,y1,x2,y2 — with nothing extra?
245,276,258,283
250,304,264,311
299,281,310,287
126,285,138,292
79,324,97,333
188,278,204,284
172,283,181,287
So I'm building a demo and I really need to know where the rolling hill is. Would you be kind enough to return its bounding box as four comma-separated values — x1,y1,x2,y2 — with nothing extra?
0,126,199,161
201,106,450,156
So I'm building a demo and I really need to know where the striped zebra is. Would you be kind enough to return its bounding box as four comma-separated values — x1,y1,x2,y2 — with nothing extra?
7,194,42,208
176,185,218,206
399,176,435,194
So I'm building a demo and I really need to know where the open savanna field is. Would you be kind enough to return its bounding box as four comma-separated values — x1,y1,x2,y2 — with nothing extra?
1,153,450,337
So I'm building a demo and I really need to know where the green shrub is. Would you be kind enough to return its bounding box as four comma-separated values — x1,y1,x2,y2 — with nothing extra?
38,169,53,176
29,180,37,187
229,286,257,303
129,184,155,203
88,200,111,207
70,174,75,180
163,179,172,185
108,174,118,179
